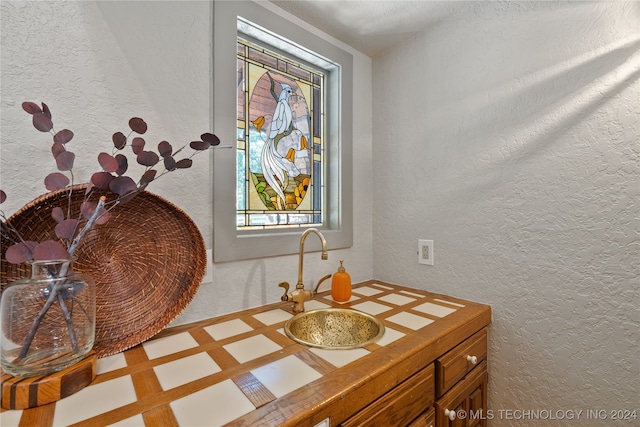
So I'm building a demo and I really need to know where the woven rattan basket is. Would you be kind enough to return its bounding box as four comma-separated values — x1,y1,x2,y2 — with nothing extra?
1,185,206,358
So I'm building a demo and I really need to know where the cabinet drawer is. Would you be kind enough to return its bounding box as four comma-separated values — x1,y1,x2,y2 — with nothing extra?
409,407,435,427
341,364,434,427
435,328,487,397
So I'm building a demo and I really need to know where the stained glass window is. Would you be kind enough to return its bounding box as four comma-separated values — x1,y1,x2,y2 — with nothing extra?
236,37,324,229
213,2,352,262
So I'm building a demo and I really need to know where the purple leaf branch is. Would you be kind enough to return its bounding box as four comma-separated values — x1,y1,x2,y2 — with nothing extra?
2,101,223,365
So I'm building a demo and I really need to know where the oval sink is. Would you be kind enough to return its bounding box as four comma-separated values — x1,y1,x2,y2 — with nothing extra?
284,308,385,349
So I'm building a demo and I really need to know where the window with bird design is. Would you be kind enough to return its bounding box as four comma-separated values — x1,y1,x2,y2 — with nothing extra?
237,38,324,228
212,3,352,262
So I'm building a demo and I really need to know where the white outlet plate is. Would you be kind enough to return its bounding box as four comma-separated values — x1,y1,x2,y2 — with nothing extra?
418,239,434,265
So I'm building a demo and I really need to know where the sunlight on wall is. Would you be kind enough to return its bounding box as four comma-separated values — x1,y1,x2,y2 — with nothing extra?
495,35,640,156
463,35,640,174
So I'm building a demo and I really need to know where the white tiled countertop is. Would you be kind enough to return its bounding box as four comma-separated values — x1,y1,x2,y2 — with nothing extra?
0,281,491,427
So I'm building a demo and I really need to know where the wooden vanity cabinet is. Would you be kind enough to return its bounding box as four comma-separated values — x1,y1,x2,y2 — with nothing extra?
408,407,436,427
341,364,434,427
341,328,489,427
5,281,491,427
434,328,489,427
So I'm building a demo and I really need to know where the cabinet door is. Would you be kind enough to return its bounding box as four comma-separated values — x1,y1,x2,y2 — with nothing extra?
435,361,487,427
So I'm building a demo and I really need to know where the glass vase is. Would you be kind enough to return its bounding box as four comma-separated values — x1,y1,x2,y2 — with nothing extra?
1,260,96,377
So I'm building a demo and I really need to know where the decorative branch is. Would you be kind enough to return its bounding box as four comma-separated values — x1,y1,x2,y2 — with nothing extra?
1,101,223,366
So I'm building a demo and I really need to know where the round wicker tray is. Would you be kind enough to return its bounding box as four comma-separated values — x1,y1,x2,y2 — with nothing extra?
1,185,206,358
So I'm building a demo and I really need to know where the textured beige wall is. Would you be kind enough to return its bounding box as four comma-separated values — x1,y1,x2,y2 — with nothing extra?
372,1,639,424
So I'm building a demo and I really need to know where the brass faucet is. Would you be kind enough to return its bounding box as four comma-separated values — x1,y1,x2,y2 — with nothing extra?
279,228,332,313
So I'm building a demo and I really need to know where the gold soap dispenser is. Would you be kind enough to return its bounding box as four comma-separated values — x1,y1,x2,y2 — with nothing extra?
331,260,352,302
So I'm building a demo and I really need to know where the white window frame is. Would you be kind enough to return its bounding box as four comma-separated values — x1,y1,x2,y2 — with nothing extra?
212,1,353,262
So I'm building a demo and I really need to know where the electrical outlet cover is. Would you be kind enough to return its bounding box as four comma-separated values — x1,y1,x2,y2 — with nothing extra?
418,239,434,265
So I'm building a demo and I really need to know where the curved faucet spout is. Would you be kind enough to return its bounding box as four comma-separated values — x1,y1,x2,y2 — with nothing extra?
297,228,328,288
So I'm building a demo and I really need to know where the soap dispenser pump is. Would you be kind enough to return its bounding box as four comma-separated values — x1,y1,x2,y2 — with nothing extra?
331,260,352,302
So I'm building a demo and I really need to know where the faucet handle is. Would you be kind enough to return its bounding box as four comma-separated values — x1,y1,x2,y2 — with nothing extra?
313,273,332,294
278,281,290,301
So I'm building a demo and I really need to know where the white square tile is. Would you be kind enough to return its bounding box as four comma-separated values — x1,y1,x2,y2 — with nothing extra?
154,352,221,390
108,414,145,426
414,302,457,317
251,355,322,398
253,308,292,325
434,298,465,308
327,294,360,304
352,286,384,297
53,376,137,426
386,312,434,331
204,318,253,341
142,332,199,359
370,283,393,290
310,347,369,368
350,301,392,316
378,293,416,306
97,352,127,374
171,378,255,426
376,326,406,346
0,409,22,427
400,290,425,298
305,299,331,310
223,334,282,364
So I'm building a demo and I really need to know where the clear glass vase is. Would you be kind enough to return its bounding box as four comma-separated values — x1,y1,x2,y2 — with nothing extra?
1,259,96,377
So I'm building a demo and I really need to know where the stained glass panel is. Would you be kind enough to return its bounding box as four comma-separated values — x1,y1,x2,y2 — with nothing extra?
236,38,324,229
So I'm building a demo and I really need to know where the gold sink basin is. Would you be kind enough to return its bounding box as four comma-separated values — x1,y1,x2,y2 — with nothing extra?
284,308,385,349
